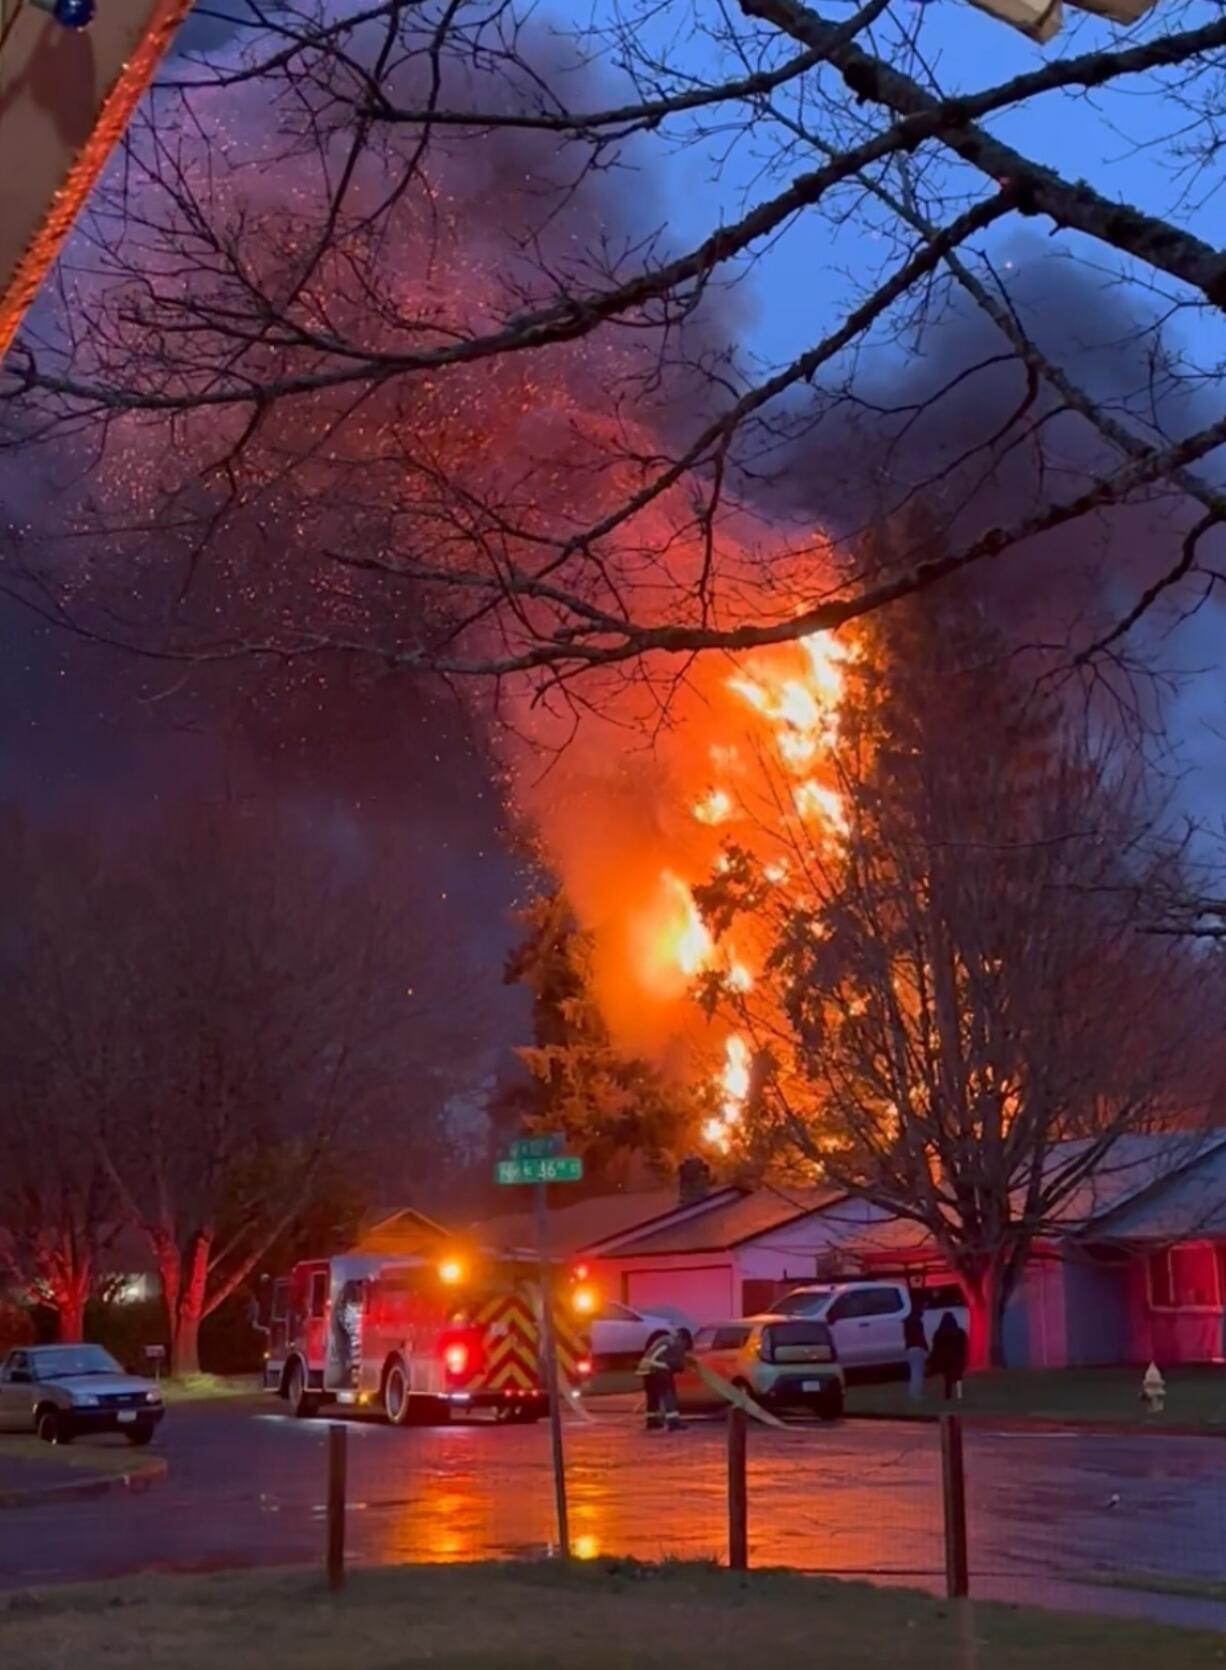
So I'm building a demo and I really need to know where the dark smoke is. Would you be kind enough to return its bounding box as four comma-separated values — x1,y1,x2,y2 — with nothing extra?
768,238,1226,656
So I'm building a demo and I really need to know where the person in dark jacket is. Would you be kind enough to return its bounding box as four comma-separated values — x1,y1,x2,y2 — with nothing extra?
636,1326,692,1431
903,1294,928,1403
930,1311,969,1401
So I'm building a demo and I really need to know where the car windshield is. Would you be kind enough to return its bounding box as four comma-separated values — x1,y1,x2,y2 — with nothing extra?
774,1288,834,1316
30,1346,123,1380
768,1322,834,1348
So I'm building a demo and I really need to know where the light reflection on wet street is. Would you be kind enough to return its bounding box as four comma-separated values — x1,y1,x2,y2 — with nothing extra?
4,1398,1226,1616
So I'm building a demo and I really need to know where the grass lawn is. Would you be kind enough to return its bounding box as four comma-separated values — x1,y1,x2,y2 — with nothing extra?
158,1373,263,1404
0,1437,160,1480
846,1365,1226,1428
4,1562,1224,1670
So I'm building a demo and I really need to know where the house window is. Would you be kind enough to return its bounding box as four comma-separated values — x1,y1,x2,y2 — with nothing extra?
1149,1244,1221,1311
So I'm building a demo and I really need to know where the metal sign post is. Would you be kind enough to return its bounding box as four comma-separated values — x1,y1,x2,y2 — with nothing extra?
535,1177,571,1559
494,1131,583,1561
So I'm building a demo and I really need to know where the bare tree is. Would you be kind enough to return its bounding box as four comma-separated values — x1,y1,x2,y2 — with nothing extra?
0,817,118,1341
0,804,413,1375
700,601,1213,1366
87,806,405,1375
3,1,1226,687
0,1100,113,1345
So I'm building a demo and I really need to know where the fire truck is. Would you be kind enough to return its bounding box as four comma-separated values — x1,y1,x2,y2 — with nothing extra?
265,1248,590,1425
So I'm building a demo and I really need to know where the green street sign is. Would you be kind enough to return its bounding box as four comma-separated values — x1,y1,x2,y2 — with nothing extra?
510,1134,565,1160
495,1155,584,1186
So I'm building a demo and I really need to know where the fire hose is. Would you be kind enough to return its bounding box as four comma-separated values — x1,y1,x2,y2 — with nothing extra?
690,1358,788,1429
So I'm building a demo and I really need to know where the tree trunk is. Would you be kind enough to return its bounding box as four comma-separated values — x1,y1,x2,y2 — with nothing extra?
964,1261,1007,1372
169,1234,210,1378
172,1310,202,1378
56,1279,88,1344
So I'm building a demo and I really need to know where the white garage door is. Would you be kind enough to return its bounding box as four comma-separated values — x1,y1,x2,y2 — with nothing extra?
626,1267,735,1329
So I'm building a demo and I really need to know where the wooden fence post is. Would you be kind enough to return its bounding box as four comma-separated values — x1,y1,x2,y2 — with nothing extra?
940,1414,969,1599
327,1422,348,1591
727,1404,748,1571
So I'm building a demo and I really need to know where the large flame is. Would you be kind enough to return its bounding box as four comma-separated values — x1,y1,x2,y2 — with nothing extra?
510,599,851,1134
675,628,851,1151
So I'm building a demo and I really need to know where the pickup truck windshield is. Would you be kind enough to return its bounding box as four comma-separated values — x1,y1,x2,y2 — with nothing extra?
774,1289,835,1316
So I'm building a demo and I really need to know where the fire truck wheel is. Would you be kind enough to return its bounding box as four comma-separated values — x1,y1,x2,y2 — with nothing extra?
383,1362,411,1425
496,1403,541,1425
287,1361,317,1419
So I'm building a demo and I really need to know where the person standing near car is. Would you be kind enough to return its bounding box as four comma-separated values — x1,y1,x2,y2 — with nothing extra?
930,1310,969,1401
903,1292,928,1403
636,1326,691,1432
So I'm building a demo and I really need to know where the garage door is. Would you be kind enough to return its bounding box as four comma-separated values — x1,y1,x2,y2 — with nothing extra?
626,1267,735,1328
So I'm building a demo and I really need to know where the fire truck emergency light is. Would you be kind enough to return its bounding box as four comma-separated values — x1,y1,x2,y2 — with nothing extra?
437,1258,464,1285
444,1342,469,1377
571,1285,597,1315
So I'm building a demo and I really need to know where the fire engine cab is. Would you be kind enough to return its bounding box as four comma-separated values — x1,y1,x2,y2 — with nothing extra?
266,1249,589,1425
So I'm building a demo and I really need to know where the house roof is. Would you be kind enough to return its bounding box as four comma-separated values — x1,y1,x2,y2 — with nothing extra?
1048,1133,1226,1229
469,1190,678,1260
1080,1136,1226,1242
585,1185,842,1258
355,1208,454,1257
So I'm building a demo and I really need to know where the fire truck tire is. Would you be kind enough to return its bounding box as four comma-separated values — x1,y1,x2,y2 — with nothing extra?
383,1362,411,1425
496,1403,541,1425
287,1360,317,1419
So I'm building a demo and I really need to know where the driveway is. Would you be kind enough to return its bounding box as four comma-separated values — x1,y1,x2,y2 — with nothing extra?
3,1398,1225,1628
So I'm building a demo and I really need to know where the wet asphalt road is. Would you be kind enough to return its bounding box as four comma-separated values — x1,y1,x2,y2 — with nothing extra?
4,1398,1226,1628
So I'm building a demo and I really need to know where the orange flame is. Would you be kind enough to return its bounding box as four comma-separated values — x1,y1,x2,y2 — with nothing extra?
692,788,734,826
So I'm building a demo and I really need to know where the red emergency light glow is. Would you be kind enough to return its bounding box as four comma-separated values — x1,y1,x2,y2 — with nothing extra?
576,1357,592,1378
574,1264,589,1282
444,1342,468,1377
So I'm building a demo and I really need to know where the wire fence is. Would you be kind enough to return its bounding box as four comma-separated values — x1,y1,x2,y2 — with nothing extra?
5,1391,1226,1625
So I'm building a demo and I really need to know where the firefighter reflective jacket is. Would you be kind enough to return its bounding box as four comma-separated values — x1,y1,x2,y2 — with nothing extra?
635,1335,672,1376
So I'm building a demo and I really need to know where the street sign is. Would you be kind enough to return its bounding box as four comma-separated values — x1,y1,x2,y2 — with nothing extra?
495,1155,583,1186
510,1134,565,1160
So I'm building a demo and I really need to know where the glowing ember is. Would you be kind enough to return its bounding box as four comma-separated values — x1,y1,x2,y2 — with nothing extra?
705,1034,753,1152
663,871,715,977
693,787,734,826
722,1034,750,1102
793,779,848,832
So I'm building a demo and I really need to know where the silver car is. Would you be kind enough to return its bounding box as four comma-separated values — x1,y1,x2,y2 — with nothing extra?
0,1344,165,1446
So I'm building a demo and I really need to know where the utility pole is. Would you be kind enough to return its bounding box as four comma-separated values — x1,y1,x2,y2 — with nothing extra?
535,1178,570,1558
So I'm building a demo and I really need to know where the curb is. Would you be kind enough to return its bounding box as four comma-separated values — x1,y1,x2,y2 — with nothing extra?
0,1455,168,1509
845,1410,1226,1439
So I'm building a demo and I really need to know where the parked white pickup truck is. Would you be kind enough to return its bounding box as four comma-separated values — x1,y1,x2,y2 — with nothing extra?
773,1280,969,1374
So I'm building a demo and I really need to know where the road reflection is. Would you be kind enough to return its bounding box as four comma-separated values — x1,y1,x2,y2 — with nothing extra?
351,1417,943,1577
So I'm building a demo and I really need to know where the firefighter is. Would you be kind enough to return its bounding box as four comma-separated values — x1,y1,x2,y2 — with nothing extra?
333,1279,365,1387
636,1325,692,1432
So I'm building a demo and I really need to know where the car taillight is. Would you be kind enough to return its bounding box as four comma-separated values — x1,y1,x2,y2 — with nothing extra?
444,1342,468,1377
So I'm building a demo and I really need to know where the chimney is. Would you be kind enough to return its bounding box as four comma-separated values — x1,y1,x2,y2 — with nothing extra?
677,1156,712,1207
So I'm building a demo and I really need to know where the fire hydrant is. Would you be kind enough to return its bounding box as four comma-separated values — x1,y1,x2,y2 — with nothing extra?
1140,1362,1166,1414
